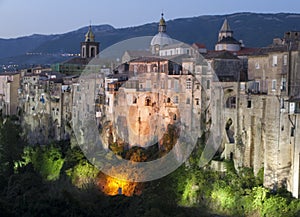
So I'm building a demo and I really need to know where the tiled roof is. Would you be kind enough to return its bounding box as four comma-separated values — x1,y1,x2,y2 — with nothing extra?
192,43,206,49
160,42,191,50
125,50,152,58
204,50,239,60
0,71,20,76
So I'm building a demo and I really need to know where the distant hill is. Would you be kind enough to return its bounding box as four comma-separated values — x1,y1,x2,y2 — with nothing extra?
1,12,300,67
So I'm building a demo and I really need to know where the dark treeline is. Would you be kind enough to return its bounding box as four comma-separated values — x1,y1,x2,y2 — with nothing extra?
0,117,300,217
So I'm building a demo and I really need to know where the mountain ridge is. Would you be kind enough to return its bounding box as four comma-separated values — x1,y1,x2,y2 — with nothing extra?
1,12,300,67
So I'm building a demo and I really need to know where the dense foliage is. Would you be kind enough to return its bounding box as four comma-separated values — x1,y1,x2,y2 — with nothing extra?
1,117,300,216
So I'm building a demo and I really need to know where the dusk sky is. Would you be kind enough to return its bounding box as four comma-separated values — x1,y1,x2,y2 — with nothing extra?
1,0,300,39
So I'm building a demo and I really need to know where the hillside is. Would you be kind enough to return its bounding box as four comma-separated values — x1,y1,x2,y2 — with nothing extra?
1,12,300,66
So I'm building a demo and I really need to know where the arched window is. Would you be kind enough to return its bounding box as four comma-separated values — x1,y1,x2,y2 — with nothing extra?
91,47,95,57
145,97,151,106
173,114,177,120
226,96,236,109
133,96,137,104
82,47,86,58
167,97,171,103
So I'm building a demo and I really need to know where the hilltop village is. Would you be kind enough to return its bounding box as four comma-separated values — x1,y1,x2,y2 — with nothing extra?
1,14,300,198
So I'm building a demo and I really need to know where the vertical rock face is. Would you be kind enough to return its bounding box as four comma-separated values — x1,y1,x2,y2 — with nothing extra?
18,71,75,145
224,45,300,197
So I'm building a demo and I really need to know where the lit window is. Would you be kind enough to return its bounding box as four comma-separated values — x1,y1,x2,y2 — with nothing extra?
240,83,245,91
272,55,278,67
255,62,260,69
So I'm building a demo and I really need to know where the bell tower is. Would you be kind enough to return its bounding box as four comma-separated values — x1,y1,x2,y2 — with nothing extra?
81,25,100,58
218,18,233,42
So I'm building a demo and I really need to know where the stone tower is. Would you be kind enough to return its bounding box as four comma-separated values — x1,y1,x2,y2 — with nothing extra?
218,18,233,41
80,25,100,58
215,18,241,52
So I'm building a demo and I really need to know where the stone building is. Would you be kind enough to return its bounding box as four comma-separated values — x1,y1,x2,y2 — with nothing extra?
94,55,203,154
18,67,77,144
0,72,20,116
217,31,300,198
11,15,300,199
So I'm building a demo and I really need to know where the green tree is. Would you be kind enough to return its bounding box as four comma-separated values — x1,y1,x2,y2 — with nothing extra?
0,118,24,177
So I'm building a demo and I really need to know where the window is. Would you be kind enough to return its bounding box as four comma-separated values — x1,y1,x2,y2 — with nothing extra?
133,96,137,104
280,98,285,109
272,80,277,91
186,98,190,104
145,97,151,106
226,96,236,109
272,55,278,67
161,79,165,89
283,55,288,66
240,83,245,91
255,62,260,69
295,102,300,114
195,98,199,105
281,78,286,91
207,79,210,90
186,79,192,89
173,114,177,120
174,96,179,104
247,100,252,108
174,80,179,91
168,79,172,89
91,47,96,57
291,127,295,137
167,97,171,103
249,81,260,93
146,80,151,89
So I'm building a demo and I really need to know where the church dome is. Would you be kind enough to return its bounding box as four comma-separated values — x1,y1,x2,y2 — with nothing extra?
150,32,174,47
